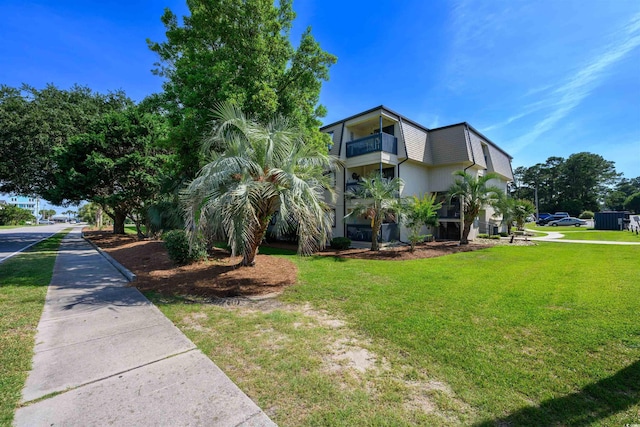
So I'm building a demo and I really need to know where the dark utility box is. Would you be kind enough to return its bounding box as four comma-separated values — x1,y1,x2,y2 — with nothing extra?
594,211,630,230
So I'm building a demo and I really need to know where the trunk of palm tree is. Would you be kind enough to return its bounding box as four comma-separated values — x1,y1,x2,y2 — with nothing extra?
371,217,382,251
461,221,472,244
241,219,270,267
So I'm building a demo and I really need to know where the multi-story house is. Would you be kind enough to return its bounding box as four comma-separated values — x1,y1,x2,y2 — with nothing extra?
5,194,39,219
321,106,514,243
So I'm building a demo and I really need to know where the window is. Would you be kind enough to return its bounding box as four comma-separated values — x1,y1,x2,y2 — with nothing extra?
322,170,336,189
373,124,395,136
327,131,334,151
382,167,395,180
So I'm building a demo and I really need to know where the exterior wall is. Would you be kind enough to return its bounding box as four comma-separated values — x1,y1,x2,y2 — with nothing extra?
399,161,429,197
346,152,398,168
324,124,343,157
401,121,430,163
467,128,488,169
467,127,513,181
428,125,471,166
427,165,466,192
332,168,346,238
398,161,432,241
486,143,514,181
5,195,38,217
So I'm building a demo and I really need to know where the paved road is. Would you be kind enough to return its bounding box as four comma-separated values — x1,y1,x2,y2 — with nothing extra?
0,223,70,263
14,228,275,426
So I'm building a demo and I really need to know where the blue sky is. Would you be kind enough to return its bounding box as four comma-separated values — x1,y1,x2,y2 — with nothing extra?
2,0,639,179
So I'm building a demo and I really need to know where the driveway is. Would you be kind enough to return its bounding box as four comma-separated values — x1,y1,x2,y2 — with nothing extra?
0,223,70,263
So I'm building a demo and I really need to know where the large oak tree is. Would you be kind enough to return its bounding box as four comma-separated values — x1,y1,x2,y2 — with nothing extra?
147,0,336,181
48,105,171,235
0,84,129,196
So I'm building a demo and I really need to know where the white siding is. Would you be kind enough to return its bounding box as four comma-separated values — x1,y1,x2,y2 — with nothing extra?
427,164,467,192
399,161,430,198
399,162,430,241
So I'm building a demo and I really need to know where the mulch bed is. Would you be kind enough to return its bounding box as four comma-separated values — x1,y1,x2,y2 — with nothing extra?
83,229,495,299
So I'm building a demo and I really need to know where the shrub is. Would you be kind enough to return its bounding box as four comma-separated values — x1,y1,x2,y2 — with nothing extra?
163,229,207,265
477,234,500,240
499,232,509,237
330,237,351,250
579,210,594,219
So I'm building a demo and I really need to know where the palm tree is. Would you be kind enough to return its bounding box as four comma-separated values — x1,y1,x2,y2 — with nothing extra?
182,103,337,267
512,199,536,231
493,194,516,235
447,170,503,244
404,193,442,251
345,172,403,251
493,196,536,233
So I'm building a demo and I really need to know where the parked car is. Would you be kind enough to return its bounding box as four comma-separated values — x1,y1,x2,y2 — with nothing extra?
554,212,570,218
547,217,587,227
38,219,54,225
537,214,567,225
538,213,552,221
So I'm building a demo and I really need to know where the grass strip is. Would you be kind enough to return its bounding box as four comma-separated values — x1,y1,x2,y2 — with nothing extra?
0,231,67,425
558,230,640,242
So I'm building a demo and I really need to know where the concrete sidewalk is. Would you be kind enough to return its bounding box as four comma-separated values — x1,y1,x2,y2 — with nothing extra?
14,228,275,426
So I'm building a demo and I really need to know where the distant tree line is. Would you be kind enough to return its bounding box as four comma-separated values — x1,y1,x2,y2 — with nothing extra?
513,153,639,216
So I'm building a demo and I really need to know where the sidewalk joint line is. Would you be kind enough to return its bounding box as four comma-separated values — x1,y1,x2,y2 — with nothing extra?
20,348,199,407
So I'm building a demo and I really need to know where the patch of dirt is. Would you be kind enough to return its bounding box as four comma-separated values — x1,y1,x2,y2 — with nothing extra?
83,230,297,299
327,338,378,373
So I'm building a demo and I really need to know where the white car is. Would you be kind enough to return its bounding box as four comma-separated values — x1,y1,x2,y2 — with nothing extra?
547,217,587,227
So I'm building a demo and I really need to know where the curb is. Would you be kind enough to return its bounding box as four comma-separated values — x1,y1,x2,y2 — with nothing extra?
82,233,137,282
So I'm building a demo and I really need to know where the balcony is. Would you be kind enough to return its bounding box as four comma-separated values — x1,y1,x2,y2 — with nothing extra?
345,181,400,198
345,182,363,194
346,133,397,158
437,206,461,219
346,223,400,242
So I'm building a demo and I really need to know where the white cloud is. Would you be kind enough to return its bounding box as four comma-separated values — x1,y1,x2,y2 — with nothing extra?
508,12,640,153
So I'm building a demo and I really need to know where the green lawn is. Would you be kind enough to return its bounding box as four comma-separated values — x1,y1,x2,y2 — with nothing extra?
0,232,67,425
527,223,640,242
151,242,640,426
558,230,640,242
124,225,146,235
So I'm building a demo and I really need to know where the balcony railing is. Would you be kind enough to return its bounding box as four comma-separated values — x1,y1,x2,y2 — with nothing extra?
345,181,399,198
346,223,400,242
345,182,363,194
437,206,460,219
346,133,397,158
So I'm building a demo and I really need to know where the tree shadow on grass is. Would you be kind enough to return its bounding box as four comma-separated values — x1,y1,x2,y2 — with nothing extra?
475,360,640,426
